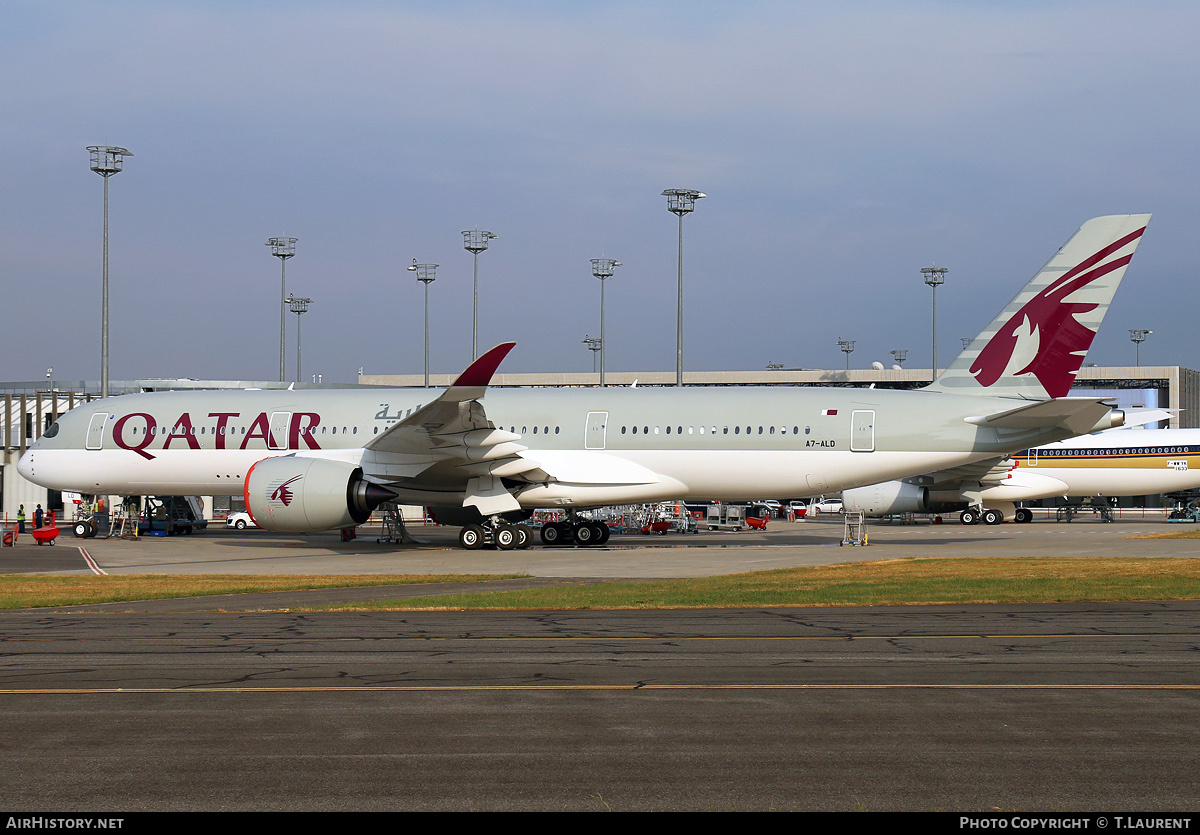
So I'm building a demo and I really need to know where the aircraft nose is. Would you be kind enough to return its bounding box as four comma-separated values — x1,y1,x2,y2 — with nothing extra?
16,449,34,481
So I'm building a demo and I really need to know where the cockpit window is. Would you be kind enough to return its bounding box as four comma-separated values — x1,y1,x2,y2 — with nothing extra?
43,422,60,439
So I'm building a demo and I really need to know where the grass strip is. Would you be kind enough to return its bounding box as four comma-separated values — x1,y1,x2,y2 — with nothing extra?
4,558,1200,612
312,557,1200,611
0,573,523,610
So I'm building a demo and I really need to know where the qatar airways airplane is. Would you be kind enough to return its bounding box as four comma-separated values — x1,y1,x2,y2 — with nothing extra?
18,214,1150,549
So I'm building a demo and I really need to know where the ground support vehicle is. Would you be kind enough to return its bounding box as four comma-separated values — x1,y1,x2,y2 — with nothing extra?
31,525,59,545
1168,503,1200,522
1056,500,1113,523
706,503,747,531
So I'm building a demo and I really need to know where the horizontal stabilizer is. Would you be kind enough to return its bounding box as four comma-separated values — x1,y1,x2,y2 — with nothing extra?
966,398,1118,436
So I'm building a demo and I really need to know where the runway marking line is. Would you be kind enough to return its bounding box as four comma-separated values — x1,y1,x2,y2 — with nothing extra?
78,547,106,576
2,632,1198,643
1,683,1199,695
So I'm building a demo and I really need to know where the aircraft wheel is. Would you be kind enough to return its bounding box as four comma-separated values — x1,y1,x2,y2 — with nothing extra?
495,524,516,550
459,524,485,550
595,523,610,545
73,521,91,538
959,509,979,525
574,522,596,546
540,522,565,546
514,524,533,549
1014,508,1033,524
983,508,1003,525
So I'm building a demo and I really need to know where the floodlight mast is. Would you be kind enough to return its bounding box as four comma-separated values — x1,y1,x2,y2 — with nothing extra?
922,265,948,378
590,258,621,386
87,145,132,398
582,335,602,373
837,338,855,371
288,295,312,383
409,261,438,387
1130,329,1152,366
890,349,907,368
662,188,706,386
267,236,298,382
462,230,498,359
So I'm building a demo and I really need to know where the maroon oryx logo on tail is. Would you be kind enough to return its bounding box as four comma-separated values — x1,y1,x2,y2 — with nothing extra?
970,226,1146,398
270,475,303,506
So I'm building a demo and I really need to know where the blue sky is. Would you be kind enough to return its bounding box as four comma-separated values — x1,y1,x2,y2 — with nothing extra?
2,1,1196,383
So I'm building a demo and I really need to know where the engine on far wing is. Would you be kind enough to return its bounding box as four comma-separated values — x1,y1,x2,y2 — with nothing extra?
245,456,397,532
842,481,969,516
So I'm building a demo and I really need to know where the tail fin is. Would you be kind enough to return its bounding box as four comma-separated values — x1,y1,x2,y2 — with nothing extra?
926,214,1150,399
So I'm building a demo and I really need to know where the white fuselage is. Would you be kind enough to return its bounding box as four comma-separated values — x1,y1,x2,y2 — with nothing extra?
18,386,1101,508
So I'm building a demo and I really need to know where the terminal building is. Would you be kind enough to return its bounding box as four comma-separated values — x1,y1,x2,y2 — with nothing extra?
3,365,1196,522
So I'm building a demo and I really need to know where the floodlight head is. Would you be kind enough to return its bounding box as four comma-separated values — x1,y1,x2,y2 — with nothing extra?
921,266,947,287
87,145,133,177
662,188,706,215
266,236,298,259
591,258,621,280
1129,328,1152,343
462,230,498,253
410,262,438,284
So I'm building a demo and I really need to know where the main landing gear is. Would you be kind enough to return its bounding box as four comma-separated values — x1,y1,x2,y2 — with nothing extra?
539,519,611,548
959,507,1003,526
457,519,535,551
959,506,1033,525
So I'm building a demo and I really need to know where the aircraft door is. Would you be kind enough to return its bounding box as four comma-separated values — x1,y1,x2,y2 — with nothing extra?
585,411,608,450
850,410,875,452
85,413,108,450
269,412,291,450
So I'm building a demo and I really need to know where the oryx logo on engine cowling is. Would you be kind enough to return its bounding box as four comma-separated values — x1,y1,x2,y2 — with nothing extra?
970,226,1146,398
270,475,303,507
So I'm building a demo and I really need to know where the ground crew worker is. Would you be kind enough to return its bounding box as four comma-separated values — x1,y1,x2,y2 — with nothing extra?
17,505,25,533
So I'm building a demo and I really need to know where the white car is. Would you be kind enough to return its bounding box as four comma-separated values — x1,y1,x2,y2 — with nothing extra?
810,498,844,515
225,511,257,530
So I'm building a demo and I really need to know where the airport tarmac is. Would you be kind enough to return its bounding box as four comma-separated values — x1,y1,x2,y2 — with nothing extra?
3,602,1199,811
2,516,1197,584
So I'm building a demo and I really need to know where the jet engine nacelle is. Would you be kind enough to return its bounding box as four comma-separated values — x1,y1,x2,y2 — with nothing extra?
843,481,930,515
245,456,395,532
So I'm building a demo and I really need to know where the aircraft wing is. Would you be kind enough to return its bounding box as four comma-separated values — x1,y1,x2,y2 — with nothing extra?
360,343,551,514
908,457,1017,490
365,342,518,459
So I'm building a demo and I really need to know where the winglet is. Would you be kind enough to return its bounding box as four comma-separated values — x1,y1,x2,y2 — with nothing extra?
452,342,516,388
